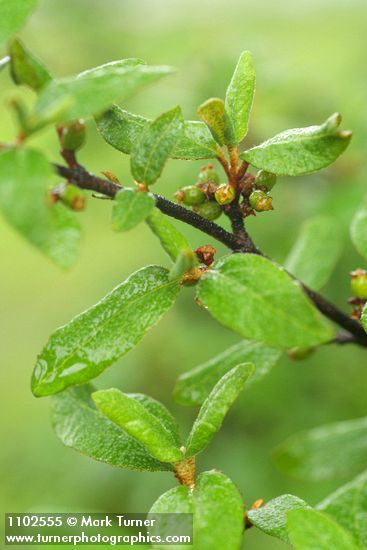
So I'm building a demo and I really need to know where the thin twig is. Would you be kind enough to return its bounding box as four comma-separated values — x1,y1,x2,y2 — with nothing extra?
53,162,367,348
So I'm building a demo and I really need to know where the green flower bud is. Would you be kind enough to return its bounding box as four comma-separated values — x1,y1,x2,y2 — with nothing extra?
59,119,86,151
175,185,205,206
255,170,277,191
249,190,273,212
215,183,236,205
198,164,220,184
350,269,367,299
193,201,222,221
52,183,86,211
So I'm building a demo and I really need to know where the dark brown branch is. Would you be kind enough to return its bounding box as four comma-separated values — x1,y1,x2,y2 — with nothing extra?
53,163,241,250
225,199,259,253
53,162,367,348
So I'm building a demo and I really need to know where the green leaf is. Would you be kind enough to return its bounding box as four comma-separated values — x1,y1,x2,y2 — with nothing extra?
149,470,244,550
146,208,191,261
225,51,256,144
169,248,196,281
32,265,181,396
362,304,367,334
285,215,343,290
34,60,174,124
287,509,361,550
130,106,183,185
92,388,182,463
197,98,233,146
175,121,218,159
174,340,281,406
96,105,218,160
351,199,367,260
241,113,352,176
130,393,181,448
197,253,334,349
0,148,80,269
317,470,367,548
273,416,367,481
0,0,37,45
9,38,52,91
185,364,253,457
51,384,173,472
112,188,155,232
247,494,310,543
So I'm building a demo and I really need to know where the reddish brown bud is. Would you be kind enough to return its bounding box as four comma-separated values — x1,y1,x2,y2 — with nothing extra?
195,244,216,266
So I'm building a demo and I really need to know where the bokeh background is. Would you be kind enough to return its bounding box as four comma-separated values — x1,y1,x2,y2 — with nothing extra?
1,0,367,548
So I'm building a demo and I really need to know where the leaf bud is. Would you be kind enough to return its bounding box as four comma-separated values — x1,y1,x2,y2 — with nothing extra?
350,268,367,299
175,185,205,206
249,189,273,212
58,119,86,151
215,183,236,205
193,200,222,221
54,183,86,211
255,170,277,191
195,244,216,266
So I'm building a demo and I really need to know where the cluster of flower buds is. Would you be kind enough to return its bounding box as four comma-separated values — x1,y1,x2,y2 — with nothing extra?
349,268,367,319
175,165,277,221
175,164,225,221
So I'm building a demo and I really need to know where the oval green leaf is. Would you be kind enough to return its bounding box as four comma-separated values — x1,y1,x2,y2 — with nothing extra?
185,364,253,457
34,61,174,124
197,97,234,146
241,113,351,176
149,470,244,550
287,509,361,550
0,147,80,268
130,106,183,185
317,470,367,549
225,50,256,144
273,416,367,481
51,384,173,472
286,215,343,290
247,494,310,543
0,0,37,45
174,340,281,406
92,388,182,463
197,253,334,349
112,187,155,231
32,265,181,396
9,38,51,91
146,208,191,261
96,105,218,160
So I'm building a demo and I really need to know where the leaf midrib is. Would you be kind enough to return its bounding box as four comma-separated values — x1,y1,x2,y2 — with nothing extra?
141,114,180,184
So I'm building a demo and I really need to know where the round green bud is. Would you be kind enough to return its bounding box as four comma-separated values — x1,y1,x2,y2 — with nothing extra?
61,184,86,210
193,201,222,221
59,119,86,151
249,190,273,212
175,185,206,206
255,170,277,191
215,183,236,205
198,164,220,184
350,269,367,299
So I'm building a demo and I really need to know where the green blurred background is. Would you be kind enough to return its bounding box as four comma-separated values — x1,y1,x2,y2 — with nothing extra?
1,0,367,548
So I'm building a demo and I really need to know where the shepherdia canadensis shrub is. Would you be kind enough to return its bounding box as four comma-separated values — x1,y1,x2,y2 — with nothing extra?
2,2,367,549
